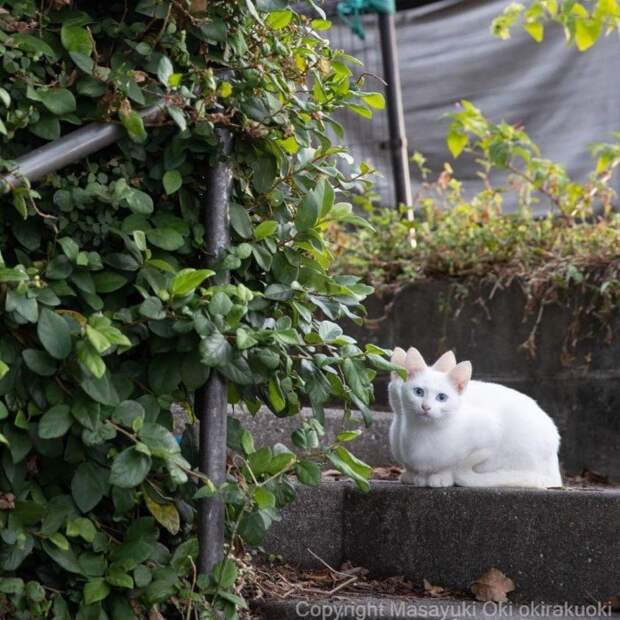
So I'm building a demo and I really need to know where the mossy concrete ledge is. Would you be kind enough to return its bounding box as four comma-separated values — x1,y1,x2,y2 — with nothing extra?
263,481,620,605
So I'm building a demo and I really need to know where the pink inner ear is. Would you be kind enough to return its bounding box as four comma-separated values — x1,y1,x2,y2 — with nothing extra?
406,363,425,378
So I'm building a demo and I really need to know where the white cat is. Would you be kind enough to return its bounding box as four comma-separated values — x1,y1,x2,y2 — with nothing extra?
388,347,562,488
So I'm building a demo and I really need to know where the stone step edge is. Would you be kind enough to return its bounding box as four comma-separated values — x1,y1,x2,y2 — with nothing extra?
263,482,620,605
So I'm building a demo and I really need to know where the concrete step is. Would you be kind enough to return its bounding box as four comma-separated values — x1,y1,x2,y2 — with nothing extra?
263,482,620,605
235,405,619,482
254,596,619,619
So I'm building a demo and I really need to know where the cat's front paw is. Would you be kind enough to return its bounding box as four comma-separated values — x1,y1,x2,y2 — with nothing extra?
400,470,427,486
427,471,454,487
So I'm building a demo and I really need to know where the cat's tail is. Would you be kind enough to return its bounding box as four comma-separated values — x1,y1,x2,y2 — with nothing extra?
454,468,561,489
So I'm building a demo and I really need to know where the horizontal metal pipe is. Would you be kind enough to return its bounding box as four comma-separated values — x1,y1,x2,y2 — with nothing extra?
0,103,165,194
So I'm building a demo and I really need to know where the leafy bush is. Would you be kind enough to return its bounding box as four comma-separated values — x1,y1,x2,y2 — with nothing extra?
0,2,392,618
492,0,620,51
330,103,620,359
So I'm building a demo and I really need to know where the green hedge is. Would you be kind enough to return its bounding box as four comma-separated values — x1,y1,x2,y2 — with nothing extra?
0,2,391,618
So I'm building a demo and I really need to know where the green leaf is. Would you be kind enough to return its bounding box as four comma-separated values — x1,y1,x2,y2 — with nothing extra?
61,24,93,56
113,401,145,428
11,34,55,58
295,460,321,486
230,203,253,239
39,405,72,439
253,488,275,510
0,361,9,381
39,89,76,115
347,103,372,119
109,447,151,488
79,372,119,406
447,129,468,158
209,291,233,316
93,272,128,293
318,320,343,342
30,116,60,140
266,9,293,29
336,430,362,442
264,284,293,301
125,189,154,214
138,423,180,459
267,378,285,413
72,462,108,513
295,192,319,232
50,532,70,551
37,309,72,360
200,332,232,366
157,56,174,86
66,518,97,543
139,297,166,320
42,541,82,575
106,568,134,589
77,341,106,378
146,228,185,251
254,220,278,240
83,578,110,605
86,325,112,354
212,559,238,589
23,349,57,377
360,92,385,109
163,170,183,195
170,268,214,297
120,110,147,144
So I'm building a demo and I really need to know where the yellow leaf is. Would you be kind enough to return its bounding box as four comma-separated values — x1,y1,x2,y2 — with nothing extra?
145,495,180,535
575,19,601,51
447,130,468,158
524,22,544,42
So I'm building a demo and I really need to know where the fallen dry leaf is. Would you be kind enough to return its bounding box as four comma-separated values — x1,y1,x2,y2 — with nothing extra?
373,465,404,480
148,606,165,620
424,578,446,597
607,596,620,611
471,568,515,603
0,493,15,510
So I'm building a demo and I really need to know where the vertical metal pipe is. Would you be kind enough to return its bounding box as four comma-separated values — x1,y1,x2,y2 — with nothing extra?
197,128,232,575
378,12,414,212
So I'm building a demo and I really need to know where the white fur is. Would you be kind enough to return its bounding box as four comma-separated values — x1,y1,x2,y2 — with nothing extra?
388,348,562,489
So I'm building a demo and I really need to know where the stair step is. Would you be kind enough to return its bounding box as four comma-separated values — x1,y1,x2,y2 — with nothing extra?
264,482,620,605
254,596,619,619
235,406,620,482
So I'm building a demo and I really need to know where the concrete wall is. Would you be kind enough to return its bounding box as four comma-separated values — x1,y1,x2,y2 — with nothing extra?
344,280,620,480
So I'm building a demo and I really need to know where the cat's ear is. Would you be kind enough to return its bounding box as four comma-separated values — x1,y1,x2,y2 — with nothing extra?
448,361,472,393
432,350,457,372
390,347,407,380
405,347,426,377
391,347,407,367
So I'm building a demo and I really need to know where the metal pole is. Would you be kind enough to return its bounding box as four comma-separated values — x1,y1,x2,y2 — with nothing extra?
0,104,165,193
197,128,232,575
378,12,414,212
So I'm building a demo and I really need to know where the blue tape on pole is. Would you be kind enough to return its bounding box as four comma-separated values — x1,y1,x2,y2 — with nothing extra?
337,0,396,39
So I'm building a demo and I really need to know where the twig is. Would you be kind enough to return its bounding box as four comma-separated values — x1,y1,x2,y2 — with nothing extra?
305,548,354,580
328,575,358,596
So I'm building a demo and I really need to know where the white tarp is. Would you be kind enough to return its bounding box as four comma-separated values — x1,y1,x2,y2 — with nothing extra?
328,0,620,211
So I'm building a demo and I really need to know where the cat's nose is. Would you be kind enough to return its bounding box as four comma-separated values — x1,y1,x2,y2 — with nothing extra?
421,404,430,413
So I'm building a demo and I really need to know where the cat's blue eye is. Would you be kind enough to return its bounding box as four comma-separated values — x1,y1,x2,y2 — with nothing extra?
436,393,448,402
413,387,425,397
